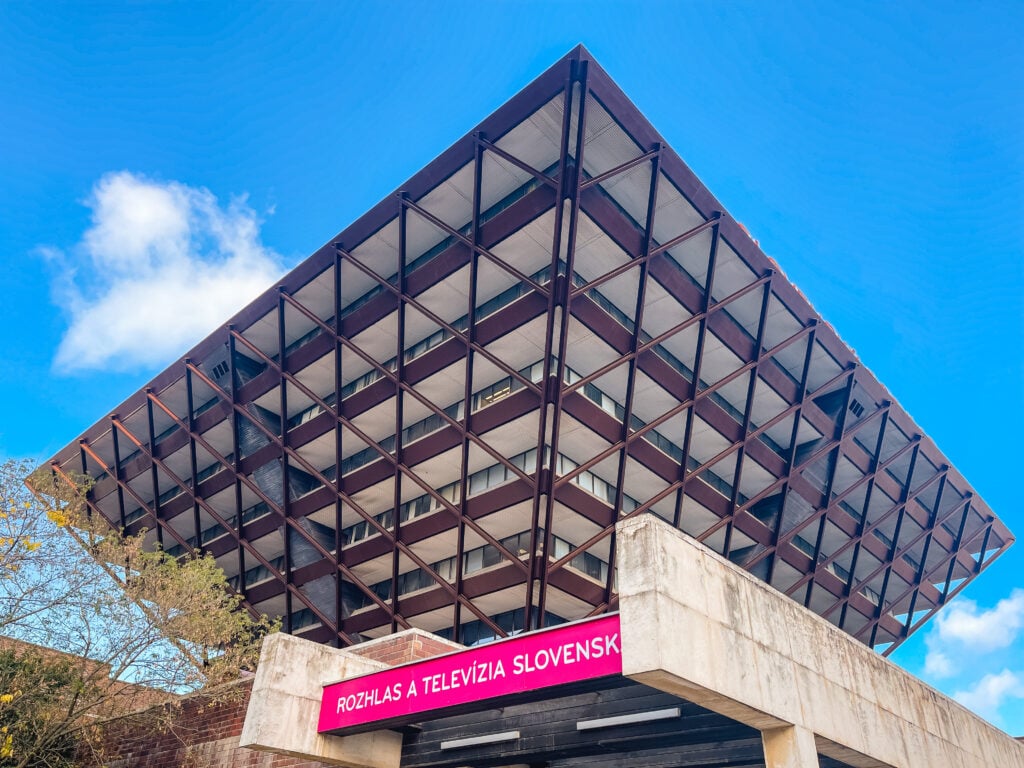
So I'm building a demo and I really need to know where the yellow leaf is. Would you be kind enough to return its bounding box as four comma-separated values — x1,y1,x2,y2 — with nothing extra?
0,732,13,758
46,509,71,527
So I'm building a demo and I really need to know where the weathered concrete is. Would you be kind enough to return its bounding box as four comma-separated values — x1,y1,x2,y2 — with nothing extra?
616,514,1024,768
239,632,402,768
763,725,820,768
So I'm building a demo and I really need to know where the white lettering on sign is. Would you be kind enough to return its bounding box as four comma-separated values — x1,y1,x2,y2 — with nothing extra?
511,634,619,674
421,658,506,695
318,614,624,733
336,682,403,713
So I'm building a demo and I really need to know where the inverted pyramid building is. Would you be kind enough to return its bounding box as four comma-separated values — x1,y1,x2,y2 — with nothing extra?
48,46,1012,655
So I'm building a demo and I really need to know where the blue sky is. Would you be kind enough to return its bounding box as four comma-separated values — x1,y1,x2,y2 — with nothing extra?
2,0,1022,732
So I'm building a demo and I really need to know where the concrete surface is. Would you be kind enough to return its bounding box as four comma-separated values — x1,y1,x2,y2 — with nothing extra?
616,513,1024,768
239,632,402,768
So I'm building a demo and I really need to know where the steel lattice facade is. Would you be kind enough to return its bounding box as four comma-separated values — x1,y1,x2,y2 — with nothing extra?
48,47,1012,654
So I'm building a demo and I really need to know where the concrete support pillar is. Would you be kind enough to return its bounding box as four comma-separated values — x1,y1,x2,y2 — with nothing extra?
240,633,403,768
762,725,820,768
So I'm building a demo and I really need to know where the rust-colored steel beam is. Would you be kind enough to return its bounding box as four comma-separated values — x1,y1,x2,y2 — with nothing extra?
228,325,530,581
533,57,590,629
333,247,545,405
77,439,192,555
145,384,400,634
183,356,506,639
109,413,344,640
604,141,662,607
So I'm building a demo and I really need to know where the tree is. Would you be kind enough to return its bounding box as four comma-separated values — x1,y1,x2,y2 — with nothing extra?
0,458,276,767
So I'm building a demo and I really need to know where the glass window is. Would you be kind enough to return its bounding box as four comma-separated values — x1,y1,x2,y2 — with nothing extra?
464,548,484,574
482,545,501,568
468,470,488,495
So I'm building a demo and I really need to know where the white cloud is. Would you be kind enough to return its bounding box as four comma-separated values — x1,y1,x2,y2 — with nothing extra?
46,171,287,373
936,590,1024,651
923,650,954,678
922,589,1024,679
954,670,1024,720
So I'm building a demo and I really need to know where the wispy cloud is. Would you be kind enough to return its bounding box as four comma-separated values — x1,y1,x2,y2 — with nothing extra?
44,171,287,373
924,589,1024,678
890,587,1024,732
954,670,1024,721
916,588,1024,730
923,649,954,678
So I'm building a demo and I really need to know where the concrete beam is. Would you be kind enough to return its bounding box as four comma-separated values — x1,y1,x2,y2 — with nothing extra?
615,514,1024,768
239,632,403,768
763,725,819,768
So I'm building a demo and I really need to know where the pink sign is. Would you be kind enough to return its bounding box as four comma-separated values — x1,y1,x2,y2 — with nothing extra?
318,614,622,733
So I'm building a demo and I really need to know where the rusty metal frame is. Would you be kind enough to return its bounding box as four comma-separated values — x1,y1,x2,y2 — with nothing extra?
532,58,590,629
179,360,505,638
107,413,343,638
604,141,662,607
146,381,392,637
451,135,485,642
522,58,587,630
762,321,818,587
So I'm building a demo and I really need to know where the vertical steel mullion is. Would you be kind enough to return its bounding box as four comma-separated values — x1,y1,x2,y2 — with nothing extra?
804,369,856,609
672,222,721,528
276,295,293,633
973,519,994,575
219,346,247,605
836,411,898,628
51,457,84,521
76,447,94,525
838,414,903,630
722,277,773,559
868,502,908,648
226,330,255,628
333,252,345,646
184,367,204,560
186,386,202,556
937,495,970,606
902,473,948,637
940,493,973,602
525,60,578,630
605,145,661,607
453,137,485,643
278,294,290,439
535,59,589,630
858,487,966,643
390,194,408,634
144,397,166,549
109,420,128,532
764,321,817,585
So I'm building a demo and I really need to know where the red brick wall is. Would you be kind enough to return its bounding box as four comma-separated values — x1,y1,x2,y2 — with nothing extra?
85,682,332,768
86,631,460,768
346,631,460,667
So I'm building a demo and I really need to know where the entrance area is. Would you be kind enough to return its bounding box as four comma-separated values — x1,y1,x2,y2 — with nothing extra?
398,678,854,768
